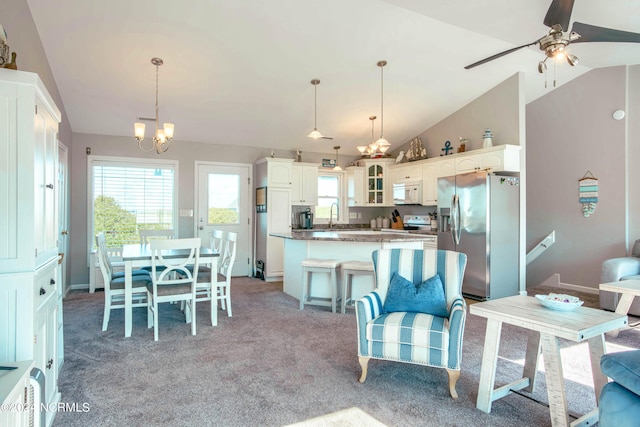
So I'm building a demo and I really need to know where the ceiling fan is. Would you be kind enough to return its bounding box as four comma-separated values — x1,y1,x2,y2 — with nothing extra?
464,0,640,73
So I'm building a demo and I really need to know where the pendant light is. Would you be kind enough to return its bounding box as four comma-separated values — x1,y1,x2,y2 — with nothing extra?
307,79,324,139
375,60,390,147
333,146,342,171
134,57,175,154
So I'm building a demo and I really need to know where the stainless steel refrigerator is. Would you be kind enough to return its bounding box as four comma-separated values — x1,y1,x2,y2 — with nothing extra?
437,171,520,300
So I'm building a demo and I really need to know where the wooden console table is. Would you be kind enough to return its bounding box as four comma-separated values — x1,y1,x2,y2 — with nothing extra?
470,295,627,427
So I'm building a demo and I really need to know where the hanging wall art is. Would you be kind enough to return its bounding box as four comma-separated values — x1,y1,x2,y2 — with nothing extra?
579,171,598,218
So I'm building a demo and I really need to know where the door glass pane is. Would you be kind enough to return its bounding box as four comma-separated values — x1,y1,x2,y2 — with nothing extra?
207,173,239,225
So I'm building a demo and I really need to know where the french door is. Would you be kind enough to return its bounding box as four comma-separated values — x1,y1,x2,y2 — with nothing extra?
196,162,252,276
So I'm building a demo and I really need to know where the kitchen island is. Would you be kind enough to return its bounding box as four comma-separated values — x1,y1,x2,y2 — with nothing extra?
270,230,437,303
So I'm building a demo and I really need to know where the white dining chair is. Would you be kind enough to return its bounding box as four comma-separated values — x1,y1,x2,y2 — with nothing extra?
139,229,175,244
95,232,151,331
146,237,201,341
195,231,237,324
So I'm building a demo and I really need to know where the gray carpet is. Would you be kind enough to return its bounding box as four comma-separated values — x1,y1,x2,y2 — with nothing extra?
53,279,640,427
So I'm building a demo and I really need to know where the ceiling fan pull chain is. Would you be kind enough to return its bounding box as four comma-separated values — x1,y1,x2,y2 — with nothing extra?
553,61,557,88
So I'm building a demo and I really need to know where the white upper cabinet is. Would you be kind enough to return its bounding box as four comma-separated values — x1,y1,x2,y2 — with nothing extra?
359,158,395,206
454,144,521,174
291,163,319,206
346,166,365,207
389,162,422,184
267,158,293,187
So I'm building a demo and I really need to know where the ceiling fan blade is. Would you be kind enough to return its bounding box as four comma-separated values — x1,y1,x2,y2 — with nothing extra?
464,40,540,70
321,136,334,140
571,22,640,44
543,0,575,31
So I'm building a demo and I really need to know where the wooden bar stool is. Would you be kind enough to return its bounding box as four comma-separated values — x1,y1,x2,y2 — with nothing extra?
341,260,375,314
300,258,341,313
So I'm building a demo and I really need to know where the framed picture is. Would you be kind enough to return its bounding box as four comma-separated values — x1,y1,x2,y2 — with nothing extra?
256,187,267,212
322,158,336,168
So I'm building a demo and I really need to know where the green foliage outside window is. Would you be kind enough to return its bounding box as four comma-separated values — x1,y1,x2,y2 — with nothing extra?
93,196,138,246
208,207,238,224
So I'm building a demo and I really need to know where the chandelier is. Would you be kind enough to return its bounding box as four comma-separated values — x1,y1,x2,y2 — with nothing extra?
357,115,389,158
134,57,175,154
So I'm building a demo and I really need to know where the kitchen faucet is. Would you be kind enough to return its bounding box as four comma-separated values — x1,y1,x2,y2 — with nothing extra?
329,203,338,230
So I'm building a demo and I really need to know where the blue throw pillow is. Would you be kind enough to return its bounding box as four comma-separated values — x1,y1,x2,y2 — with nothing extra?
383,272,448,317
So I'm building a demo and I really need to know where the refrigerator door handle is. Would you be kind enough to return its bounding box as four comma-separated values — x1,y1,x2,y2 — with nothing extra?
451,194,460,245
454,194,462,245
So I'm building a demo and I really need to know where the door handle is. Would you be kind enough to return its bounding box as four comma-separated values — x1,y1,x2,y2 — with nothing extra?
199,225,204,230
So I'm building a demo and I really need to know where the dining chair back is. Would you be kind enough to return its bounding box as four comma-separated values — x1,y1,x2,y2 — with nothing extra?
95,232,151,331
146,237,201,341
195,231,237,325
139,229,174,244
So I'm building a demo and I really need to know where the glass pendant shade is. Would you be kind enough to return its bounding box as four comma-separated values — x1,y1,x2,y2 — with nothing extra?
307,128,322,139
134,122,145,141
163,123,174,139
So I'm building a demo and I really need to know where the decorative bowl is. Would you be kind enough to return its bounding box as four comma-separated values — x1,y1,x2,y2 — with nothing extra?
535,293,584,311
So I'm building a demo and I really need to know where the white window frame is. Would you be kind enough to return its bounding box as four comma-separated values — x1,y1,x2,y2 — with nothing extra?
314,169,347,225
86,155,179,265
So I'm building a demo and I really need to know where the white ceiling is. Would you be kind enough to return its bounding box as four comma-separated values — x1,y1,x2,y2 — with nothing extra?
26,0,640,155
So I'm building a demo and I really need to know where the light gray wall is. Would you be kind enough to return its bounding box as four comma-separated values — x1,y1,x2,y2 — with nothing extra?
629,66,640,245
526,66,633,289
394,73,524,156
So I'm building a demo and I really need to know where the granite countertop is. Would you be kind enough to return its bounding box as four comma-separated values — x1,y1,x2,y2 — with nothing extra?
270,229,437,242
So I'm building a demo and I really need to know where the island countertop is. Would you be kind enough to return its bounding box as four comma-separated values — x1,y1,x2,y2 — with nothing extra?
270,230,436,243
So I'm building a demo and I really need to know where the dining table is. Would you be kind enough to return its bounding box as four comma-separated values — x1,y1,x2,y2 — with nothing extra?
121,244,219,338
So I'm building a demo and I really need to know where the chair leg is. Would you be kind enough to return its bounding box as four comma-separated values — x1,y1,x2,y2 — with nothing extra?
102,296,111,331
190,298,196,336
153,301,159,341
331,268,337,314
358,356,370,383
446,368,460,399
225,286,232,317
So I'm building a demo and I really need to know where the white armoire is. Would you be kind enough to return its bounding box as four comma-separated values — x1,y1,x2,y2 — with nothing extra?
0,69,63,426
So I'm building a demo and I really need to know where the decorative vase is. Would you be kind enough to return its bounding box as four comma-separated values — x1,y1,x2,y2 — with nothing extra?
482,128,493,148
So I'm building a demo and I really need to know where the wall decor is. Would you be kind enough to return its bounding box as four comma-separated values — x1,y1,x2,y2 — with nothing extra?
405,137,427,161
440,140,453,156
322,158,336,168
579,171,598,217
256,186,267,212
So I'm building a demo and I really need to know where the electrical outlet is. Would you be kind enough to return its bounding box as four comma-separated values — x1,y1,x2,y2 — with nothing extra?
349,212,357,219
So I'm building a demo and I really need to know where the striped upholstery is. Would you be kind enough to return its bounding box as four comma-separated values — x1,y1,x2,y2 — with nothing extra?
356,249,467,371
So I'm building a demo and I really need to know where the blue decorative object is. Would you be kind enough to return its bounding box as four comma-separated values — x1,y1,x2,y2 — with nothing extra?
441,140,453,156
599,350,640,427
383,272,448,316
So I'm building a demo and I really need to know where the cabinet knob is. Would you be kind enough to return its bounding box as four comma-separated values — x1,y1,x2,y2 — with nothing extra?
46,183,54,189
50,278,56,286
46,359,53,369
40,287,46,295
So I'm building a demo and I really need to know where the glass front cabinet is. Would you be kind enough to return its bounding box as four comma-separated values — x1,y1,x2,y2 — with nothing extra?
358,158,395,206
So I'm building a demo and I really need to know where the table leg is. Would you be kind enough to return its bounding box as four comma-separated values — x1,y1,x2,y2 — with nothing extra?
587,334,607,405
608,293,634,337
540,333,570,427
523,329,541,393
124,261,132,338
476,319,502,413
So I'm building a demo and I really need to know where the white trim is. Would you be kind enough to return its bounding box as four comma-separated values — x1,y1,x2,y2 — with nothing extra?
533,273,600,295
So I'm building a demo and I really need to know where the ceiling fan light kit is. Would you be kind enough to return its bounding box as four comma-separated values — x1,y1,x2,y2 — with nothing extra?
133,57,175,154
464,0,640,87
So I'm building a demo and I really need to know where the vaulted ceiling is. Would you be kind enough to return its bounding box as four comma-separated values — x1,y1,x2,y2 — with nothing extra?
26,0,640,155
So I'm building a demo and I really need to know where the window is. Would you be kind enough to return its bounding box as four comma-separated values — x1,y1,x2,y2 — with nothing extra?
89,156,178,249
316,171,345,223
207,173,239,225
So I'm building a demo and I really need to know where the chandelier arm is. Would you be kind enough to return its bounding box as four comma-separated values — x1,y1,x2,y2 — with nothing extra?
138,138,156,152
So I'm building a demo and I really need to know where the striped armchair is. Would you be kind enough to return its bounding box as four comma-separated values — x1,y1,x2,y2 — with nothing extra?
356,248,468,398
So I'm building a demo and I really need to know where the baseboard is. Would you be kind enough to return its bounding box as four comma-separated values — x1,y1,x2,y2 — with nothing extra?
533,273,600,295
70,283,90,291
